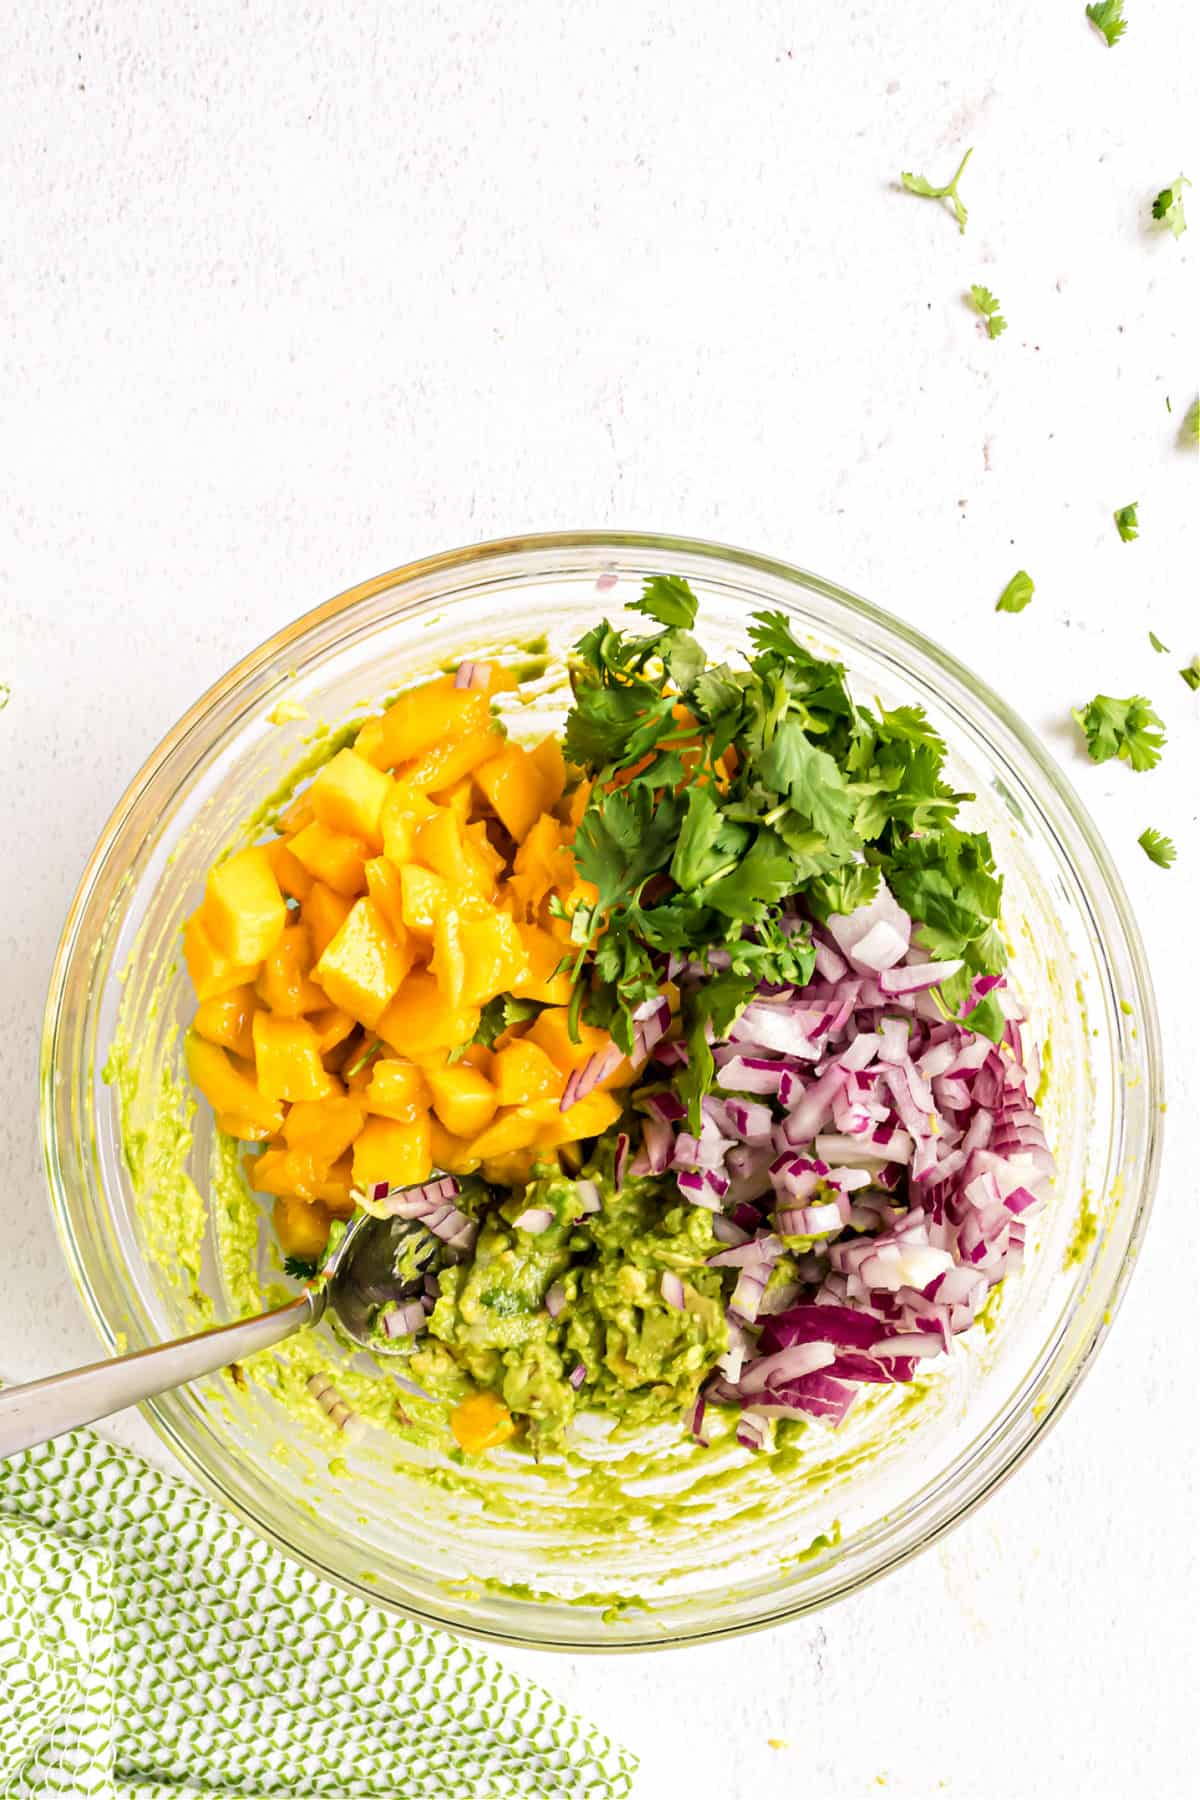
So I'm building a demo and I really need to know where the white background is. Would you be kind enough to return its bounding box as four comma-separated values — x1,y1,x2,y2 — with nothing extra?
2,5,1198,1796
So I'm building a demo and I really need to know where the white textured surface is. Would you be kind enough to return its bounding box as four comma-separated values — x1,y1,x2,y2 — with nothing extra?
2,4,1198,1795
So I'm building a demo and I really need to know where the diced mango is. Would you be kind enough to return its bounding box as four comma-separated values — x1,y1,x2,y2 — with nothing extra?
450,1390,516,1454
186,1033,284,1136
250,1147,331,1202
457,913,530,1008
429,1117,482,1176
305,882,354,958
272,1194,331,1261
215,1111,278,1143
441,777,475,822
351,1114,433,1188
425,1064,499,1137
529,734,566,811
310,1005,357,1055
266,837,314,902
473,742,546,843
278,794,314,835
376,677,489,766
527,1007,614,1075
256,923,327,1017
288,821,369,897
465,820,505,886
377,972,480,1058
480,1147,540,1187
193,983,259,1060
183,913,260,1002
314,897,413,1028
309,748,392,848
353,716,386,764
399,728,504,796
364,1057,431,1122
525,1087,623,1144
379,781,440,865
491,1038,563,1107
481,663,520,696
201,846,288,965
364,856,407,941
430,909,468,1007
509,813,569,918
314,1153,356,1217
466,1107,541,1160
510,923,571,1004
400,864,455,938
415,809,492,894
252,1013,337,1102
282,1095,366,1163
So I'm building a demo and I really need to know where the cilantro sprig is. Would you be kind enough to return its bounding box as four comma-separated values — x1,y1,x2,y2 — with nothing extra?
901,147,974,234
995,570,1034,614
1137,828,1175,869
1085,2,1127,47
1151,175,1190,238
1148,632,1169,653
1113,502,1140,542
564,577,1008,1124
1072,693,1166,770
969,285,1007,339
473,993,545,1049
1180,658,1200,693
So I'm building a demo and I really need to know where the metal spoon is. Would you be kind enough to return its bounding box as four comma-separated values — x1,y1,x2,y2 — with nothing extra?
0,1211,440,1460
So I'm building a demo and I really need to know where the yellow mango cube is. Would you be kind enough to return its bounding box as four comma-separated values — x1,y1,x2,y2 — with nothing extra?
425,1064,499,1138
480,1147,540,1188
377,972,480,1058
377,677,490,767
314,897,413,1028
271,1193,331,1261
510,923,571,1004
400,864,454,938
193,983,259,1061
252,1013,337,1103
315,1153,357,1217
473,742,545,842
309,748,392,848
304,882,354,958
529,734,566,810
465,1107,541,1161
364,1057,431,1122
399,729,504,796
490,1038,563,1107
185,1032,284,1136
310,1005,357,1055
526,1087,623,1145
183,913,260,1002
429,1117,482,1176
527,1008,614,1075
266,837,314,902
353,716,387,765
282,1095,366,1164
379,780,440,865
363,856,408,941
256,923,327,1018
200,846,287,967
415,809,492,893
288,821,369,897
457,913,530,1008
450,1391,515,1454
351,1113,433,1189
430,909,468,1007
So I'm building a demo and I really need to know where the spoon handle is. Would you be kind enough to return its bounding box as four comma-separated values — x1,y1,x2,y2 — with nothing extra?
0,1291,321,1459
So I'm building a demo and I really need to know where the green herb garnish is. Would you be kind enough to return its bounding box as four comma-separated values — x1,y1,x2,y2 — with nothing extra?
969,285,1007,338
344,1038,383,1079
995,570,1034,614
1149,631,1170,653
1180,658,1200,692
901,147,973,234
1113,503,1140,542
1137,828,1176,869
283,1255,320,1280
1182,399,1200,447
1072,694,1166,770
473,993,545,1048
1085,2,1127,47
1151,175,1190,238
564,577,1008,1125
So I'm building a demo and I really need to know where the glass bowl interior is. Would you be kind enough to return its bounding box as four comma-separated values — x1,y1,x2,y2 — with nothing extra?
42,533,1161,1650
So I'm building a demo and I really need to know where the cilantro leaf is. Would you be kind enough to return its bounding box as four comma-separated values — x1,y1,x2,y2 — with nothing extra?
1151,175,1190,238
1072,694,1166,771
1137,827,1176,869
670,784,725,890
473,994,545,1049
630,574,699,631
1180,658,1200,692
901,147,973,234
1085,1,1127,47
1113,502,1139,542
995,570,1034,614
1182,399,1200,449
1149,631,1170,653
343,1038,382,1079
759,719,860,850
283,1255,320,1280
969,285,1007,339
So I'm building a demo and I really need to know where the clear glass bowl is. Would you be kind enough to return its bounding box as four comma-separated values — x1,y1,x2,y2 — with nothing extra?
42,532,1162,1650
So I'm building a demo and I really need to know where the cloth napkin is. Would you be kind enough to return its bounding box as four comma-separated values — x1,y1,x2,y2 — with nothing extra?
0,1428,636,1799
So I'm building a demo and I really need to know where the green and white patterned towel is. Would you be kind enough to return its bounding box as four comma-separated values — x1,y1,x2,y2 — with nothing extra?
0,1429,636,1799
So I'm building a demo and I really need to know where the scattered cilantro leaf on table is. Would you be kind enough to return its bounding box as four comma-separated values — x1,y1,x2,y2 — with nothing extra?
1182,399,1200,447
1149,632,1170,653
995,570,1034,613
1138,828,1176,869
1151,175,1190,237
1113,502,1140,542
564,575,1008,1124
969,285,1007,338
1071,693,1166,770
1180,658,1200,693
1085,1,1127,47
901,147,973,234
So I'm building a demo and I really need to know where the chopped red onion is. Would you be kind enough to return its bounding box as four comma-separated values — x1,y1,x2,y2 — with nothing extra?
568,1363,587,1389
512,1206,554,1234
381,1299,428,1340
545,1281,566,1318
453,660,490,690
661,1271,686,1310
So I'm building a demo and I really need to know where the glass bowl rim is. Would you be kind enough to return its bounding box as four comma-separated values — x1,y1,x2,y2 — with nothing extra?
40,529,1164,1651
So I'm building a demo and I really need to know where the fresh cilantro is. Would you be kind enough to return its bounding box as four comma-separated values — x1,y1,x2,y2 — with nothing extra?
901,147,974,234
343,1038,383,1079
1151,175,1190,238
1149,632,1170,653
0,684,9,711
1113,503,1140,542
473,993,545,1049
564,577,1008,1116
1085,1,1127,46
969,285,1007,338
1072,694,1166,771
1137,828,1176,869
283,1255,319,1280
1183,399,1200,448
1180,658,1200,693
995,570,1034,614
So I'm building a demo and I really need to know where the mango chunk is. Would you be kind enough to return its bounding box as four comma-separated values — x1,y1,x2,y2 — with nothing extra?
510,923,571,1004
415,809,493,894
310,1005,357,1055
429,1117,482,1176
450,1391,515,1454
400,864,455,938
256,923,326,1017
457,913,530,1009
363,856,408,941
305,882,354,958
379,781,440,865
473,742,546,843
183,913,260,1002
376,677,490,767
266,837,314,902
526,1007,615,1075
314,897,413,1028
351,1113,433,1189
529,734,566,811
364,1057,431,1122
490,1038,563,1107
193,983,259,1060
272,1194,331,1261
309,748,392,848
201,846,288,966
399,728,504,796
377,972,480,1057
186,1033,284,1136
282,1096,367,1164
288,821,369,897
425,1064,499,1138
252,1013,337,1102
